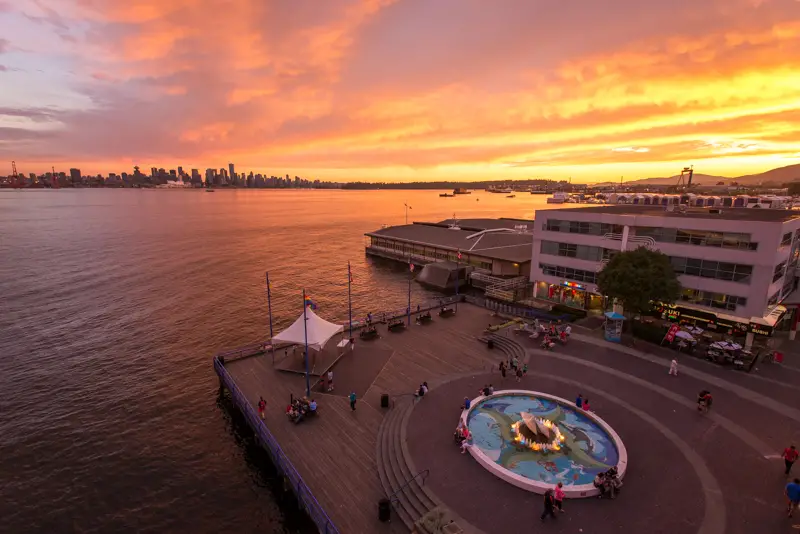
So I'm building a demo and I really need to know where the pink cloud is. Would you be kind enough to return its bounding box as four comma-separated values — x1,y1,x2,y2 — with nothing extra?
2,0,800,180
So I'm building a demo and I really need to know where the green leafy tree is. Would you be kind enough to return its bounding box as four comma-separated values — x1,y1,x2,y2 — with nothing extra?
597,247,681,317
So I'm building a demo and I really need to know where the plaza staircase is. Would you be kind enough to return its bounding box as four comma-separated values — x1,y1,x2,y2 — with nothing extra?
486,334,529,366
376,396,439,532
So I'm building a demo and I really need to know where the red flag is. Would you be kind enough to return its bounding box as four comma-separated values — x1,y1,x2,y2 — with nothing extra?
457,250,462,260
410,263,415,272
663,324,679,343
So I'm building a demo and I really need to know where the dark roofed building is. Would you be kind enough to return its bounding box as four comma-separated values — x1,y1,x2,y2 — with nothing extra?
365,221,532,277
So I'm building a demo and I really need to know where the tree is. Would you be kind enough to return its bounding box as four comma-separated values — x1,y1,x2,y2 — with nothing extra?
597,247,681,317
787,182,800,196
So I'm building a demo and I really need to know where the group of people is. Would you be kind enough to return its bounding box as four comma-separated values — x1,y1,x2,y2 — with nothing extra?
286,397,317,424
593,467,623,499
499,358,527,381
454,420,472,454
540,482,566,521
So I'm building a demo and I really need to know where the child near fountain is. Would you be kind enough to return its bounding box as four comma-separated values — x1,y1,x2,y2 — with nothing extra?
554,482,565,512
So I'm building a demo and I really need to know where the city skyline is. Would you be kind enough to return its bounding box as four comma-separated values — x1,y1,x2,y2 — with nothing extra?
2,1,800,183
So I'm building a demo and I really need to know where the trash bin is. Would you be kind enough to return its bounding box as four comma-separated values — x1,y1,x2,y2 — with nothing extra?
487,340,494,349
378,498,391,522
380,393,389,408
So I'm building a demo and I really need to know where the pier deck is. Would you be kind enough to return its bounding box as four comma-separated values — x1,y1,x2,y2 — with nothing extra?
221,304,501,533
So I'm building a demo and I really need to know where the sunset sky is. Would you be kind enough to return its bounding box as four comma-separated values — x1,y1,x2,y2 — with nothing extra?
2,0,800,182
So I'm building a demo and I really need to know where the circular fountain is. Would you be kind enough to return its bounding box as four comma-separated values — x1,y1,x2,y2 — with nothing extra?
461,390,627,497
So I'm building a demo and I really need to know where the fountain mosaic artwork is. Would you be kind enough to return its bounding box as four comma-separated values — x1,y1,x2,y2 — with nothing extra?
465,393,621,487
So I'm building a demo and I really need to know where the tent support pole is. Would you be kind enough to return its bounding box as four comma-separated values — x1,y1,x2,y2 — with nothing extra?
266,272,274,366
303,289,311,397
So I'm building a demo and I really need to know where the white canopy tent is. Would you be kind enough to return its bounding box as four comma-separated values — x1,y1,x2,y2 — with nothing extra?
272,307,344,351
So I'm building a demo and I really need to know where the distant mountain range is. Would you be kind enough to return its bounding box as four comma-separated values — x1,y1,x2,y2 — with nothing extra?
593,164,800,187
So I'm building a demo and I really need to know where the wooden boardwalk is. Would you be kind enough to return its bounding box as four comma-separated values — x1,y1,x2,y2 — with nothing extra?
223,303,503,534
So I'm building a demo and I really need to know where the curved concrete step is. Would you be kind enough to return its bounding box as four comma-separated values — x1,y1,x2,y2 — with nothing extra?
377,397,436,531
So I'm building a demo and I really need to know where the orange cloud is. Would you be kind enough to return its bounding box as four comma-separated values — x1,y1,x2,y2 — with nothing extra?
4,0,800,181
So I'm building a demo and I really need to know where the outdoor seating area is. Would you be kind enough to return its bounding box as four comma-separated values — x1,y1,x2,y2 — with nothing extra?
439,306,455,317
633,316,764,371
416,311,433,324
388,318,406,331
359,325,380,340
286,396,318,424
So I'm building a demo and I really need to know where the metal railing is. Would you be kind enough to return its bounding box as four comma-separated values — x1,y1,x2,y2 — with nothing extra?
214,357,340,534
387,469,431,505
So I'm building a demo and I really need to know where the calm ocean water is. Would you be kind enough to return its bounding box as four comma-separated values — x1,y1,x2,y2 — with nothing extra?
0,189,556,533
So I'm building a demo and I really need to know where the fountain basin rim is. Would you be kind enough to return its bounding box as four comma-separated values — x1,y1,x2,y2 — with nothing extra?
460,389,628,498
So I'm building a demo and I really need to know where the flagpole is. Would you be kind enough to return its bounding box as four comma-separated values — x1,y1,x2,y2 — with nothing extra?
407,261,412,327
455,252,460,312
348,261,353,340
302,289,311,397
266,272,275,366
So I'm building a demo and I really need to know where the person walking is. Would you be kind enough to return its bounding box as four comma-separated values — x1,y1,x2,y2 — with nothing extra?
327,370,334,392
258,397,266,419
516,367,523,383
786,478,800,518
554,482,565,513
522,363,528,376
349,391,357,411
499,361,507,380
784,445,798,475
540,489,557,522
669,359,679,376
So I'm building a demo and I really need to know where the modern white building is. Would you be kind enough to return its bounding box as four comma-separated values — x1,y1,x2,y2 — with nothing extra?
530,205,800,347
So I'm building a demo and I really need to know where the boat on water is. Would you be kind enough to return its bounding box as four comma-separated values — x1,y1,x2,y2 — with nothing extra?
453,188,471,195
530,190,548,195
439,193,455,197
547,192,569,204
206,189,215,193
506,194,516,198
487,185,513,194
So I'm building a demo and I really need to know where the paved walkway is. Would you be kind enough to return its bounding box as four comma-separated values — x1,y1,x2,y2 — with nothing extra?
405,328,800,534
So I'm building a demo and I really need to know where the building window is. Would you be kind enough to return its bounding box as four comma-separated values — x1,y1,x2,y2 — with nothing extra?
781,232,793,247
680,289,747,312
773,261,786,283
540,240,613,262
539,263,598,284
635,227,757,250
543,219,623,236
781,275,794,299
669,256,753,283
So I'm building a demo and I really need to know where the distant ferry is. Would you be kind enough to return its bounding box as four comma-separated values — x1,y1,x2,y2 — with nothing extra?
530,190,548,194
547,192,570,204
453,188,471,195
487,185,513,194
439,193,454,197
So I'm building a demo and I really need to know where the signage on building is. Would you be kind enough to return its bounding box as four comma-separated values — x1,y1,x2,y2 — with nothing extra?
561,281,585,290
652,303,749,334
748,324,773,336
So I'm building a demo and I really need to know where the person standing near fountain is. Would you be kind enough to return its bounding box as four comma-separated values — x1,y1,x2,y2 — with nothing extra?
540,489,557,522
575,394,583,409
554,482,565,513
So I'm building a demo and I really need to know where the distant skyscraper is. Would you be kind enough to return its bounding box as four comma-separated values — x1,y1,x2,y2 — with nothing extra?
151,167,158,177
228,163,235,181
69,168,81,184
177,166,183,176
